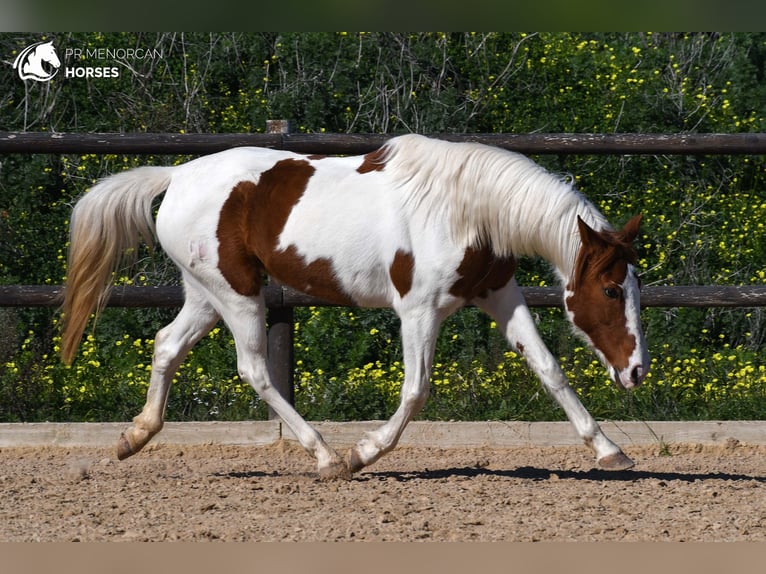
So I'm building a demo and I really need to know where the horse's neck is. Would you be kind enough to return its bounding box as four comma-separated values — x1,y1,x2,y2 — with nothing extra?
521,210,582,286
484,159,601,285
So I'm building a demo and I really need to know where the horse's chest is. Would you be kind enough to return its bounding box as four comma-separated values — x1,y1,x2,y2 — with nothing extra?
448,246,518,301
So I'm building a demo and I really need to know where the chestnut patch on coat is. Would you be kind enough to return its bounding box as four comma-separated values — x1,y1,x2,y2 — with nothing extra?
357,147,388,174
216,158,353,304
565,260,634,370
449,246,517,301
216,180,267,297
389,249,415,298
270,245,355,305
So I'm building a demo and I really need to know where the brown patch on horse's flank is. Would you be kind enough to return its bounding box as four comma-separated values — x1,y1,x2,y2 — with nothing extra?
389,250,415,298
357,147,388,174
217,158,353,305
216,180,267,296
449,246,517,301
307,155,326,160
268,245,355,306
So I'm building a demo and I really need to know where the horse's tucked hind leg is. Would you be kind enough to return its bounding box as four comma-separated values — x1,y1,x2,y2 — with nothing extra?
475,281,634,471
216,291,350,480
347,307,444,473
117,281,219,460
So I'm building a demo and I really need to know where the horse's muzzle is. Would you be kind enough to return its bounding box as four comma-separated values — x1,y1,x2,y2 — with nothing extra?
612,364,648,390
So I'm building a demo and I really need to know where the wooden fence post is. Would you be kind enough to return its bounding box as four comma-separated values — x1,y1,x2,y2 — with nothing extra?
266,305,295,417
265,120,296,419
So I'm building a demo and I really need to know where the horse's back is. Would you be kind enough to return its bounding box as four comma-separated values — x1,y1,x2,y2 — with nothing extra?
156,146,419,307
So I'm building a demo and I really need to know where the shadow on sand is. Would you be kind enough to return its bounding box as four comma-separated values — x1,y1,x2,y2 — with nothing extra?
214,465,765,483
357,465,766,484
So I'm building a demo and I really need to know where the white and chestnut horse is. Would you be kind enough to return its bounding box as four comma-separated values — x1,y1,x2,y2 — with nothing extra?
61,134,649,478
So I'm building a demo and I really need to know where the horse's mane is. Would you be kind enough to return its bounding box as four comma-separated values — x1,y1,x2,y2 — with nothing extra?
380,134,610,280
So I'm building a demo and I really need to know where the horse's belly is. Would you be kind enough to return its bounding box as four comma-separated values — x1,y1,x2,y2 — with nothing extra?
262,243,392,308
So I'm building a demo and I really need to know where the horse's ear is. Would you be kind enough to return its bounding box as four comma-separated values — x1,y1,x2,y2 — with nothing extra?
620,213,643,243
576,215,607,250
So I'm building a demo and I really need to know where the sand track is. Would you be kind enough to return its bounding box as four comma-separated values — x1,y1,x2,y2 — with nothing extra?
2,440,764,542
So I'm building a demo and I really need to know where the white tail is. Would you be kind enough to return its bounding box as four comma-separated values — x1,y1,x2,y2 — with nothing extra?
60,166,172,364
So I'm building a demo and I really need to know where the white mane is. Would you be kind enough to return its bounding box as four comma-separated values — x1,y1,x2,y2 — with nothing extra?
382,134,611,282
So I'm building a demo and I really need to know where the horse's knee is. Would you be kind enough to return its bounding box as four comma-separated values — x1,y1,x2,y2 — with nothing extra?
402,387,428,412
235,356,273,394
154,323,172,346
151,329,182,370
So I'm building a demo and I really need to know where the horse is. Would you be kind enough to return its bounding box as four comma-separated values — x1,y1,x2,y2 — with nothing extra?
61,134,650,479
13,40,60,81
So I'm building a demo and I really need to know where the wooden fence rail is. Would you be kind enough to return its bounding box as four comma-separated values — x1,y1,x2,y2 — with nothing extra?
2,284,766,309
3,131,766,155
2,129,766,413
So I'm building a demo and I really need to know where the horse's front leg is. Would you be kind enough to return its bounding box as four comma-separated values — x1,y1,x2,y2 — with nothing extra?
346,308,444,473
475,281,634,470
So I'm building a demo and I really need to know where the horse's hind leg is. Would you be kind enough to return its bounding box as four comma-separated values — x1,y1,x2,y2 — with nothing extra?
347,307,444,473
216,291,350,479
117,279,220,459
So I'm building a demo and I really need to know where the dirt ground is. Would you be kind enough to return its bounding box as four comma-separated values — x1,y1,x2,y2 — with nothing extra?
1,439,765,542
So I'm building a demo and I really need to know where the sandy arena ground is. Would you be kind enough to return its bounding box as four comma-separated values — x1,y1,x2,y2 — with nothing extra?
1,439,765,542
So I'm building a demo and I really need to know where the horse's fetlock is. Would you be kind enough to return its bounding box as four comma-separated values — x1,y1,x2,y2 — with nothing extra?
116,418,163,460
134,415,163,436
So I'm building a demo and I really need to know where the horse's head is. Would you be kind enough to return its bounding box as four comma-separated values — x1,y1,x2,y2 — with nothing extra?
565,213,649,389
36,41,61,68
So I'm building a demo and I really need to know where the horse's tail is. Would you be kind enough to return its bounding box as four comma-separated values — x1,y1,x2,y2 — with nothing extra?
60,166,173,364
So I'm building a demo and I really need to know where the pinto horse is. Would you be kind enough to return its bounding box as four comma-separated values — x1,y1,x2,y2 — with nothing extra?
61,134,649,478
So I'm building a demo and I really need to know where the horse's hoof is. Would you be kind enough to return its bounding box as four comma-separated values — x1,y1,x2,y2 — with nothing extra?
598,452,635,471
346,448,365,474
318,458,352,481
116,432,136,461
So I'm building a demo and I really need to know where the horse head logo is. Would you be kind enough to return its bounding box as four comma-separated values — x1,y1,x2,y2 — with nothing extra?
13,40,61,82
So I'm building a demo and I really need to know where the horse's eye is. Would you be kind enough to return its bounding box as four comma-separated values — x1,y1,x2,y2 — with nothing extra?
604,287,620,299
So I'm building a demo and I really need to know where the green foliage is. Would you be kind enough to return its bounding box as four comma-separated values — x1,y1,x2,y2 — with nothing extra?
1,32,765,422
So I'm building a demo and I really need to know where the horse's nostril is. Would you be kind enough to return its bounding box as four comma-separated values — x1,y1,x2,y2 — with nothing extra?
631,366,642,386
